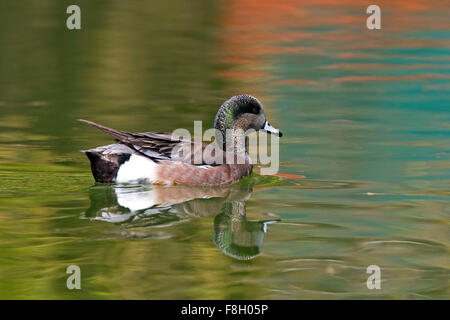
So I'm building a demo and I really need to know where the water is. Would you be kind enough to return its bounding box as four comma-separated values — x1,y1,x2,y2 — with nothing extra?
0,1,449,299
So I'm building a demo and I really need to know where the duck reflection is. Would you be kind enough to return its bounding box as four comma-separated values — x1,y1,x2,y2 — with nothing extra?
83,184,278,260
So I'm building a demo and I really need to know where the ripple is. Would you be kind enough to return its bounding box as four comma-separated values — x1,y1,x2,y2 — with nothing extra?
362,239,441,248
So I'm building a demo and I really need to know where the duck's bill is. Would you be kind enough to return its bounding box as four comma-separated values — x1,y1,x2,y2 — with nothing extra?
262,121,283,137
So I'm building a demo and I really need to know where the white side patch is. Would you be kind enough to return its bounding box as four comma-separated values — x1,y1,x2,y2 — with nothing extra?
116,154,157,183
198,165,213,169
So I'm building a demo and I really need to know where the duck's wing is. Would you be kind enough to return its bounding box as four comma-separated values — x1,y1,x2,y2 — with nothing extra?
79,119,224,165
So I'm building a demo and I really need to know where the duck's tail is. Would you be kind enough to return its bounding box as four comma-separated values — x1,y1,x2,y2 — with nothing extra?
81,144,133,183
78,119,132,143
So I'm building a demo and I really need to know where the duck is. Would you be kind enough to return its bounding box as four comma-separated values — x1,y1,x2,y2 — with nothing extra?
79,94,282,186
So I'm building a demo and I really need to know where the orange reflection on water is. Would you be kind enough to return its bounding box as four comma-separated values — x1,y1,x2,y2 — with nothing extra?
216,0,450,89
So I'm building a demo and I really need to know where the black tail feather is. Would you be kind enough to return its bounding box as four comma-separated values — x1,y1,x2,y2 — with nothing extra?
84,149,131,183
78,119,131,143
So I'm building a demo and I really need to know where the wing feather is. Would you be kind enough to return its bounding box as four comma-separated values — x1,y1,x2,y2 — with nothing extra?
79,119,224,166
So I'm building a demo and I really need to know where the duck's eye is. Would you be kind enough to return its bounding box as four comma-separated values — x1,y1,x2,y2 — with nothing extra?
251,105,260,114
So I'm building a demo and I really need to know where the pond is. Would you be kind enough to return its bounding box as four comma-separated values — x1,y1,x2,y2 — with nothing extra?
0,0,448,299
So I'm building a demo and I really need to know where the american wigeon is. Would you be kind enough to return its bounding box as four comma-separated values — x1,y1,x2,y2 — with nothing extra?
80,94,282,186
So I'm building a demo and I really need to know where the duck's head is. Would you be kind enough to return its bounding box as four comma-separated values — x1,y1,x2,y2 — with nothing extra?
214,95,282,147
